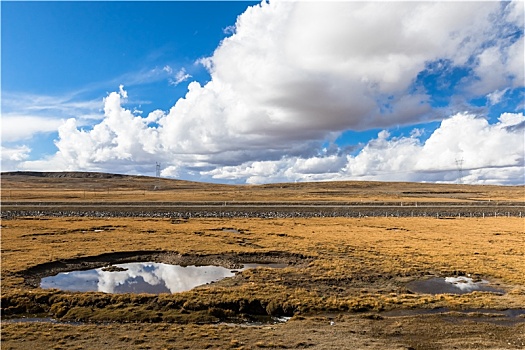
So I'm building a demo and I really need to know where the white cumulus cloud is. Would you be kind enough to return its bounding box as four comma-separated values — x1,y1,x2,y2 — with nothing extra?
203,112,525,185
6,1,524,185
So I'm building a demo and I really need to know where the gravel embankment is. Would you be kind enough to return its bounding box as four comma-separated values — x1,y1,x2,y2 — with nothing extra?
2,201,523,219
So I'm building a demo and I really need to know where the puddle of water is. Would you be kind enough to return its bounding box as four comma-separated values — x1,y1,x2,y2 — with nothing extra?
40,262,284,294
406,277,505,295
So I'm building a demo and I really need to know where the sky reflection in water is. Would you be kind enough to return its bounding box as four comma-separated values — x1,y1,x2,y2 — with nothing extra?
406,276,505,295
41,262,240,294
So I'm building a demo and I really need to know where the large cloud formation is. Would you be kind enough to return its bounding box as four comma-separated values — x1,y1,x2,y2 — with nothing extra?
205,112,524,185
12,1,525,184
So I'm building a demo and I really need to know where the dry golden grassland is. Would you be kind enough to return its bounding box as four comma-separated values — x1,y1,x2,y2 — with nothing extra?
1,173,524,349
3,216,524,307
2,171,524,202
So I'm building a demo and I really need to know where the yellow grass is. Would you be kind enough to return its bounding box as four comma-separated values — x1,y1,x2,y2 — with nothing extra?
2,217,524,314
1,173,524,349
3,172,524,202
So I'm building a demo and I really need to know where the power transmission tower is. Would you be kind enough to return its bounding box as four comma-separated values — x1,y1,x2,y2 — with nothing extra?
154,162,162,191
156,162,161,177
455,158,464,184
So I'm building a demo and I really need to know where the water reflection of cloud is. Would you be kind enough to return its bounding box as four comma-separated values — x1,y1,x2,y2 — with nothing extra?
96,263,236,294
97,264,161,293
444,276,489,292
406,276,505,295
42,263,244,294
156,265,235,293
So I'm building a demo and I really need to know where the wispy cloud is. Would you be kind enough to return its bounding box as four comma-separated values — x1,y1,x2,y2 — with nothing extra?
2,91,103,115
223,25,235,35
171,68,192,86
1,61,193,143
107,64,194,88
1,91,104,143
1,115,64,142
487,89,509,106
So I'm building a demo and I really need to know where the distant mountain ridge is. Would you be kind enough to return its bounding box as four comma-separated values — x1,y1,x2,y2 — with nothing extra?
2,171,127,179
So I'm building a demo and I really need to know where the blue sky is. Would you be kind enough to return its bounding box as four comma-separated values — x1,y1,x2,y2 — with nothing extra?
3,2,254,99
2,1,524,185
3,1,258,157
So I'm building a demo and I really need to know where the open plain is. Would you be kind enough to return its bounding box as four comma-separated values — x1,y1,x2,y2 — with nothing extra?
1,172,524,349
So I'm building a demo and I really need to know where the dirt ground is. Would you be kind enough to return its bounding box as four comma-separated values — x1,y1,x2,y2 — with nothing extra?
2,312,524,350
1,172,524,349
